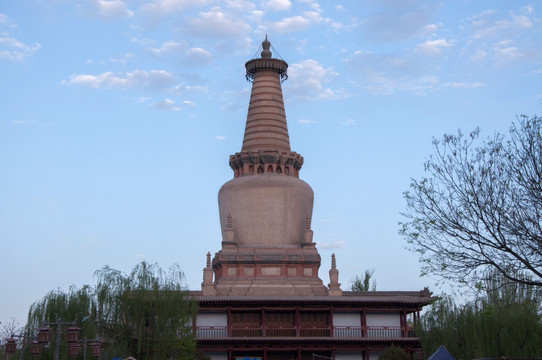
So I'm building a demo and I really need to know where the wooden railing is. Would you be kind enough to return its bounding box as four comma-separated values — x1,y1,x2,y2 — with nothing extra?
299,327,330,337
266,327,296,337
196,326,228,338
333,326,362,337
196,326,413,339
366,326,402,338
231,326,262,337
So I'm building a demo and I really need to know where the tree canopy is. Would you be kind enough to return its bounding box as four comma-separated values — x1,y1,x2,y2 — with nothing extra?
401,115,542,289
22,262,197,360
350,269,376,291
378,344,410,360
419,274,542,358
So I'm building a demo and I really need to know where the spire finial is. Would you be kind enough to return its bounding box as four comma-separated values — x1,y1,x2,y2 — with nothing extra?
331,253,336,269
206,252,211,268
261,34,272,58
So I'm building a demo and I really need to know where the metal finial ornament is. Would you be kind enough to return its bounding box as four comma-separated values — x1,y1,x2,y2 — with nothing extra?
331,253,336,269
206,252,211,268
245,35,288,83
261,34,272,58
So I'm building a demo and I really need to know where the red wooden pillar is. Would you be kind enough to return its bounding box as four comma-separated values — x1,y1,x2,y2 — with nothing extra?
227,308,232,337
261,308,266,337
361,309,367,337
295,308,300,337
399,310,404,337
329,308,334,337
401,310,407,337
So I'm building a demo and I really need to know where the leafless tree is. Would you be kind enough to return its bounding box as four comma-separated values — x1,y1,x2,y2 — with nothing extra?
401,115,542,290
0,317,21,344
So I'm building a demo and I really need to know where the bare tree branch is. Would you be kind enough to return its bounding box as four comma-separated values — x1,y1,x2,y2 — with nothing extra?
401,115,542,290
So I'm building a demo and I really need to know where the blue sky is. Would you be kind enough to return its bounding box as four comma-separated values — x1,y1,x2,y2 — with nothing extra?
1,0,541,327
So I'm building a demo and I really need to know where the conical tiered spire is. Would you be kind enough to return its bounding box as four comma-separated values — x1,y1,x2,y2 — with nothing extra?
242,36,290,152
229,36,303,178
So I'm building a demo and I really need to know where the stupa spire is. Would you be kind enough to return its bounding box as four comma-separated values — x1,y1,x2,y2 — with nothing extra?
229,36,303,178
242,36,290,152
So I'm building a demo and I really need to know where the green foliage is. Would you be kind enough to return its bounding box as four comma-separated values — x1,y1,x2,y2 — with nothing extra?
401,115,542,289
350,269,376,291
22,262,197,360
378,344,410,360
419,275,542,359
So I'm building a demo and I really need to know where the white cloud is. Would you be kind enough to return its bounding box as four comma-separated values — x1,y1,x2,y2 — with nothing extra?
364,72,484,96
225,0,257,12
469,9,533,39
415,39,453,56
267,15,313,33
521,5,534,15
86,0,134,20
0,15,41,62
135,96,150,103
298,119,317,124
185,7,251,38
184,47,212,64
139,0,210,24
347,49,446,95
493,43,520,62
470,48,487,62
64,69,177,90
0,13,15,27
0,36,41,62
342,119,356,126
286,59,338,101
109,53,135,64
215,135,226,140
441,82,484,89
186,85,208,93
183,100,196,106
364,73,440,95
360,1,439,42
261,0,291,12
9,119,53,127
148,41,184,56
317,241,345,250
152,98,181,111
10,119,27,125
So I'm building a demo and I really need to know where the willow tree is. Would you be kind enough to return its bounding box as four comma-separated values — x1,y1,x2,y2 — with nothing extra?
350,269,376,291
25,262,197,360
419,275,542,358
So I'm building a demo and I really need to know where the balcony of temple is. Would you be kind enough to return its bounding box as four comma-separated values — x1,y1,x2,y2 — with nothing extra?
195,309,417,340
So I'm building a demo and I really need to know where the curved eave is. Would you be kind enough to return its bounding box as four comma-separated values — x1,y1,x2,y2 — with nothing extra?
194,295,437,308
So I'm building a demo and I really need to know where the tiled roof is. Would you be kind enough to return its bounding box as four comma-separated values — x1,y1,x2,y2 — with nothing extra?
192,291,437,307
